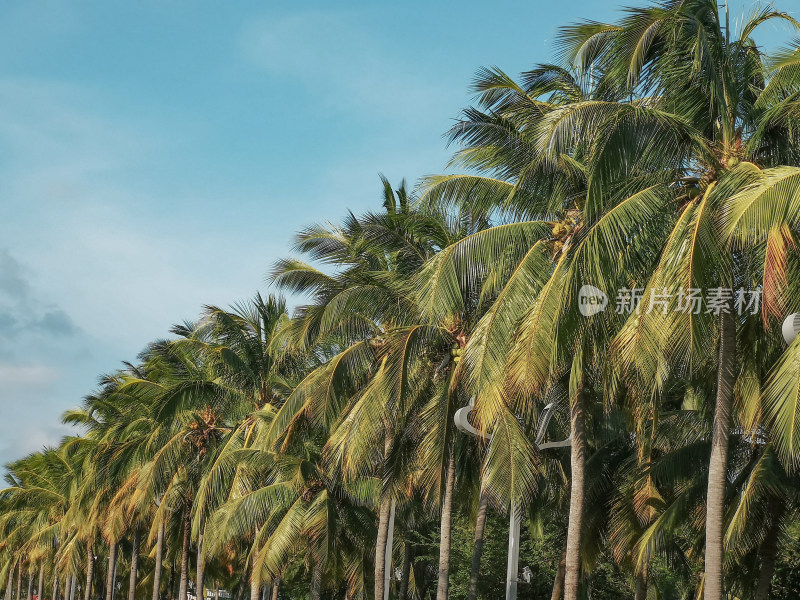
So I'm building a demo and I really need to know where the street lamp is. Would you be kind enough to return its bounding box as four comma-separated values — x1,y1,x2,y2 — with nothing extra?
782,313,800,345
454,397,572,600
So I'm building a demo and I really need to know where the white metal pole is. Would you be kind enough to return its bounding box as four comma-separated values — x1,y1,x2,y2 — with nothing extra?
383,500,396,600
505,502,520,600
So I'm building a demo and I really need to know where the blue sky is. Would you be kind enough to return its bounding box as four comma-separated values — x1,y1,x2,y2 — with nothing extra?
0,0,791,466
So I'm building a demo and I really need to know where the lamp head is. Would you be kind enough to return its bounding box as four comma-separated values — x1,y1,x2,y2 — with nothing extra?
782,313,800,345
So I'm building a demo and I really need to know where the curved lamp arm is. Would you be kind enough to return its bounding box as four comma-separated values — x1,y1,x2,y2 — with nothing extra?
454,397,490,440
534,402,572,450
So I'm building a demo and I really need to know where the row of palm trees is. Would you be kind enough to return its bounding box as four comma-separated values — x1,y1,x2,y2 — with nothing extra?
5,0,800,598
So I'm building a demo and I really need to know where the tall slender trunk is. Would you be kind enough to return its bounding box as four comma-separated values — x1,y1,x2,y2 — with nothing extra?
37,564,44,600
550,539,567,600
111,550,118,600
435,448,457,600
194,532,203,600
399,544,411,600
249,528,260,600
214,583,219,600
564,396,586,600
374,497,392,600
269,582,278,600
27,568,34,600
84,541,94,600
467,491,490,600
309,561,323,600
63,577,70,600
6,562,14,600
69,576,76,600
128,529,140,600
177,508,191,600
703,310,735,600
51,573,58,600
105,543,117,600
152,522,165,600
16,562,22,600
754,515,781,600
633,564,647,600
374,432,394,600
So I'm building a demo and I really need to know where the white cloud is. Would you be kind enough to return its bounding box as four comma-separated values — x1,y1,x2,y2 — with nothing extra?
0,363,61,386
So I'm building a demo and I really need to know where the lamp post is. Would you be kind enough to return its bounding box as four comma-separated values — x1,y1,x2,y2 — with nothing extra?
454,397,572,600
454,397,522,600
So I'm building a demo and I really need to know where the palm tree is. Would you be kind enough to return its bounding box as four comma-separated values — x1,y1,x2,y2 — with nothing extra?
269,177,467,600
419,63,680,600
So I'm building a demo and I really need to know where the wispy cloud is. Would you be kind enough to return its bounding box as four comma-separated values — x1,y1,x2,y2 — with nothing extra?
0,363,61,386
0,249,79,343
238,10,455,121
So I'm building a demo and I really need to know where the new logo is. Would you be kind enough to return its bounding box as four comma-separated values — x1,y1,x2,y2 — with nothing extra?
578,285,608,317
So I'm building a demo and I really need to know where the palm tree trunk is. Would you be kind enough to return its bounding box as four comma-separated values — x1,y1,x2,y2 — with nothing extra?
214,583,218,600
51,573,58,600
177,508,191,600
69,577,76,600
755,516,781,600
111,555,118,600
27,568,34,600
249,529,260,600
63,577,69,600
374,432,394,600
550,540,567,600
194,533,203,600
564,395,586,600
467,490,490,600
703,310,736,600
309,561,323,600
37,564,44,600
374,496,392,600
6,562,14,600
435,448,457,600
16,562,22,600
84,541,94,600
128,529,140,600
269,582,278,600
105,543,117,600
151,522,165,600
399,544,411,600
633,564,647,600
